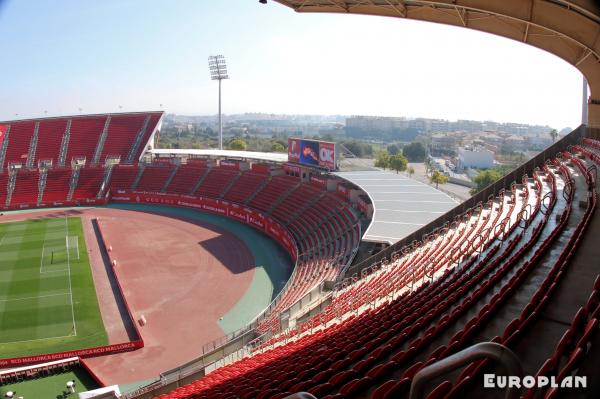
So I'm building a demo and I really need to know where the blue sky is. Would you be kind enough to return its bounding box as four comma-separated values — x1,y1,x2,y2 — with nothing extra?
0,0,584,129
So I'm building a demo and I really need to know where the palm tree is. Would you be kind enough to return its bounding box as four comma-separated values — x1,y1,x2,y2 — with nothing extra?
549,129,558,143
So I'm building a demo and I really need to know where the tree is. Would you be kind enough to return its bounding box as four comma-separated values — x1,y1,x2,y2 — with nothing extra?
429,170,449,189
387,144,400,155
375,151,391,169
407,166,415,178
549,129,559,143
402,142,427,162
229,138,247,150
470,169,505,194
389,154,408,174
271,142,285,152
343,141,373,158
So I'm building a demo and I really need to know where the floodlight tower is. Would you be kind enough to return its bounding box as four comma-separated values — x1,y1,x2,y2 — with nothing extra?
208,55,229,150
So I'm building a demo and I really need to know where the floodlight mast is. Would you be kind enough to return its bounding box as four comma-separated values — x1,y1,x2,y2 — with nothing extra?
208,55,229,150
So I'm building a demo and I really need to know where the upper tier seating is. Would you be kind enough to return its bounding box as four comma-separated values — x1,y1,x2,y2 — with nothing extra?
156,143,599,399
2,121,35,169
100,114,158,163
66,116,106,164
129,112,163,162
34,119,68,165
1,112,162,168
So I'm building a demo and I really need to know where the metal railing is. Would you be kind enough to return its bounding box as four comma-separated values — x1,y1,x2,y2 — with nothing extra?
409,342,523,399
346,125,586,276
284,394,317,399
126,115,151,164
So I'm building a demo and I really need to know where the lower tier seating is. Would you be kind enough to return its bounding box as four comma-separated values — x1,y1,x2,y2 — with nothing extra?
72,167,104,200
135,165,173,192
109,165,140,192
42,169,71,202
9,170,39,206
164,165,208,195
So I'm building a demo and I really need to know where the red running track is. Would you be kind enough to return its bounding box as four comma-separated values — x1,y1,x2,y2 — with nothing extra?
0,207,255,385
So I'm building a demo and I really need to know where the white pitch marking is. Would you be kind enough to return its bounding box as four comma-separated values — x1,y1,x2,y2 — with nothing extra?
0,332,74,346
64,214,77,337
0,292,70,303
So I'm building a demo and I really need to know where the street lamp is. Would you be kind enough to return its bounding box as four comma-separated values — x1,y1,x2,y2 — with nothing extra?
208,55,229,151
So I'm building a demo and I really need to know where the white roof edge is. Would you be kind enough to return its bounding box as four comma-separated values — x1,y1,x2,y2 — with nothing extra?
149,148,288,163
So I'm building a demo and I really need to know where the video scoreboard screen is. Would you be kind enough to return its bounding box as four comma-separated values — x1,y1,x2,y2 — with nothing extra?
287,138,338,170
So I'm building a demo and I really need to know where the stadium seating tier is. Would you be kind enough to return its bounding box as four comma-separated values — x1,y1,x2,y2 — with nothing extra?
153,143,600,399
1,113,598,399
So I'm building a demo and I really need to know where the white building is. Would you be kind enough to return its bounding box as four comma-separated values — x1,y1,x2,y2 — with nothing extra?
457,147,494,170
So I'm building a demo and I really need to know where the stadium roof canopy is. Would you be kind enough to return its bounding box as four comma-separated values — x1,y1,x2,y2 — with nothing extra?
149,148,288,163
336,170,457,244
272,0,600,129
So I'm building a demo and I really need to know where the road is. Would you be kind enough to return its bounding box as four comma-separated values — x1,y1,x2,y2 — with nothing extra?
408,162,472,202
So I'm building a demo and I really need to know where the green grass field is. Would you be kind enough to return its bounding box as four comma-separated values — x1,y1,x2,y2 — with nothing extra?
0,367,99,398
0,216,108,359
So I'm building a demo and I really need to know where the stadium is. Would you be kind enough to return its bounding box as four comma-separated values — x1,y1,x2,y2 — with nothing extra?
1,1,600,399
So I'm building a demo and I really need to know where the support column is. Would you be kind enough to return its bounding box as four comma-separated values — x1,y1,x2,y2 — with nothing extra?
583,77,589,126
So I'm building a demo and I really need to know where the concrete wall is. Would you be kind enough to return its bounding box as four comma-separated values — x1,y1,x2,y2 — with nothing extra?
458,147,494,170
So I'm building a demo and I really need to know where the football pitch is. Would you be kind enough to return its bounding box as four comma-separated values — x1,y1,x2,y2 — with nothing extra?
0,216,108,358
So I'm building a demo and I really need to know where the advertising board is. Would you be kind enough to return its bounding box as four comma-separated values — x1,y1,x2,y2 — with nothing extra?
287,138,338,170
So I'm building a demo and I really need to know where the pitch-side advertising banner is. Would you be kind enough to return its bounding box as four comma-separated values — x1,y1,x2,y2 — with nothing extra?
0,341,142,368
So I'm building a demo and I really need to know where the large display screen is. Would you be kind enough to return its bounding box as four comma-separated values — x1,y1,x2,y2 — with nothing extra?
287,138,338,170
